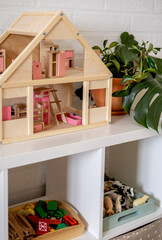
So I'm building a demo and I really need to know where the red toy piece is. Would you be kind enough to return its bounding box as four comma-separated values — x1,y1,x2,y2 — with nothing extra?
27,215,39,228
49,218,62,225
63,215,78,226
36,218,49,236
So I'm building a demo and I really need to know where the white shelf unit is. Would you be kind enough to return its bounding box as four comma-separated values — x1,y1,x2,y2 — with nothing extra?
0,115,161,240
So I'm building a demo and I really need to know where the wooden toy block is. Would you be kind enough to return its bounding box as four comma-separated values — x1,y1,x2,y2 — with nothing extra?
48,201,57,211
32,60,42,80
0,11,112,144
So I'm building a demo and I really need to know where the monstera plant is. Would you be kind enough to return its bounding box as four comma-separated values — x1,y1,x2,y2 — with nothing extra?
112,33,162,132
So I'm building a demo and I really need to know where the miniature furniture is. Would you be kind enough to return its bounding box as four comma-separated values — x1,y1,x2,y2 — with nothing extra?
0,11,112,144
46,50,66,77
32,60,42,80
49,85,67,125
2,106,11,121
0,115,161,240
33,88,50,125
0,49,6,73
14,104,27,119
65,50,74,69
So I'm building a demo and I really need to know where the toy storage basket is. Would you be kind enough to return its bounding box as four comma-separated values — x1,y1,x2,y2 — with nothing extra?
103,192,157,232
9,200,85,240
110,218,162,240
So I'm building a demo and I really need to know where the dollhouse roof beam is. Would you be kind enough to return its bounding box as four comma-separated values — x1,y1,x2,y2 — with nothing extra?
7,30,37,37
0,11,63,85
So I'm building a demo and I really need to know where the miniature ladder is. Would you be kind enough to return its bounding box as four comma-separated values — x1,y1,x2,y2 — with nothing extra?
49,85,67,125
33,106,44,131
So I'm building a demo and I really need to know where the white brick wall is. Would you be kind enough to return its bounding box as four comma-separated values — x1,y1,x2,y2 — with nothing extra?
0,0,161,204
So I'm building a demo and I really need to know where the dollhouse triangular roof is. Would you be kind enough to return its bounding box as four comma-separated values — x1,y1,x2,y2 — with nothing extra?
0,11,111,85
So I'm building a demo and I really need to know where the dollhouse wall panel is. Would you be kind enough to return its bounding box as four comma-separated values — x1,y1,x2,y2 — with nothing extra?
10,15,54,34
88,106,108,124
52,83,72,108
2,118,28,139
45,19,76,40
89,80,108,90
6,54,32,83
84,49,106,76
3,87,28,99
0,35,34,68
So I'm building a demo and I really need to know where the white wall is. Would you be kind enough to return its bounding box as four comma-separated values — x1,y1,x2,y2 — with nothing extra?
1,0,161,205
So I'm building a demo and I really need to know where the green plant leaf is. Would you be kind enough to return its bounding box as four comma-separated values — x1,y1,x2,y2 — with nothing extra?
103,40,108,48
106,62,113,67
152,57,162,74
111,60,120,72
92,46,103,54
147,95,162,132
115,45,137,66
120,32,138,47
148,43,153,52
108,41,118,50
146,56,155,69
122,75,162,131
122,75,135,84
144,68,157,74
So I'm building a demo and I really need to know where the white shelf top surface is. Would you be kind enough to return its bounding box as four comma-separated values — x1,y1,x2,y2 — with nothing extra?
0,115,160,170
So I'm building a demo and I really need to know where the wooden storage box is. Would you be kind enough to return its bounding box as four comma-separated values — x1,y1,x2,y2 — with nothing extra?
103,192,157,232
9,200,85,240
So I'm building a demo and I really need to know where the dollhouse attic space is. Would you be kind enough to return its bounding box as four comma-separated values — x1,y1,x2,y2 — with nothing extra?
0,11,112,144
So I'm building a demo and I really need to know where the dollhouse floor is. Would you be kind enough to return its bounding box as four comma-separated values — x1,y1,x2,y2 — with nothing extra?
35,106,82,133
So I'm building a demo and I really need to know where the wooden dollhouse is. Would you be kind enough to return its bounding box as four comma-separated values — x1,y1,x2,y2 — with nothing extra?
0,11,112,144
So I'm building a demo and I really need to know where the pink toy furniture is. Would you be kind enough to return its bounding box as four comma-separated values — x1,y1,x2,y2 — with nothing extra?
34,123,44,133
0,49,5,73
65,51,74,58
2,106,11,121
57,113,82,126
65,51,74,69
32,60,42,80
33,88,50,125
57,52,66,76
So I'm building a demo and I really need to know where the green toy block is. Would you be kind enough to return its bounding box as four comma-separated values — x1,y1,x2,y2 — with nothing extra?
56,223,67,230
53,212,63,218
35,205,47,219
36,200,47,210
48,201,57,211
47,210,54,217
58,208,66,217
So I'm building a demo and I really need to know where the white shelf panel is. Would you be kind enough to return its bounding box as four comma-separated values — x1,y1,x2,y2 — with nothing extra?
74,231,97,240
0,115,159,171
103,208,162,240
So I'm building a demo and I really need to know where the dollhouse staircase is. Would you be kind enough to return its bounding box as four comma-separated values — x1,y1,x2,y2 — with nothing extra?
49,85,67,125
